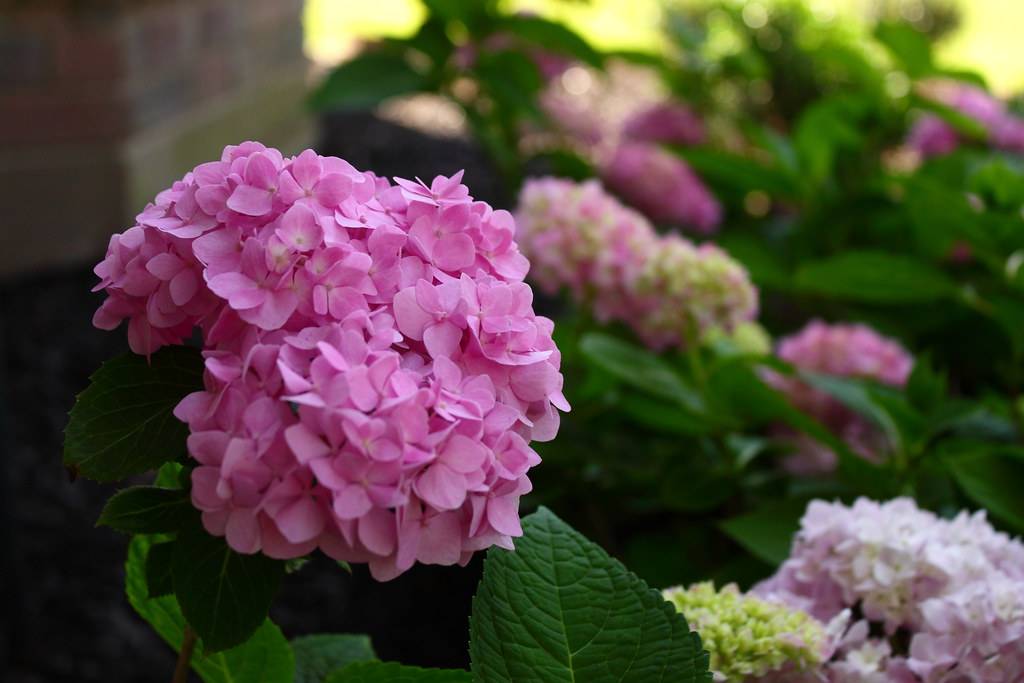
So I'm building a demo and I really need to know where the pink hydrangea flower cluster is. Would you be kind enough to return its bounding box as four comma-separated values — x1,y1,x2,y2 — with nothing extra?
621,101,707,147
533,61,722,233
768,320,913,475
907,80,1024,158
93,142,569,580
515,177,756,349
601,142,723,234
755,497,1024,682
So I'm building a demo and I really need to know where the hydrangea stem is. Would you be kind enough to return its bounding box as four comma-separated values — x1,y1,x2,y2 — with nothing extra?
172,626,197,683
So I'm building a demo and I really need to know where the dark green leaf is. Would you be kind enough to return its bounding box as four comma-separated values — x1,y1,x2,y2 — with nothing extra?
579,333,705,413
907,355,947,413
792,94,868,185
145,540,176,598
327,662,469,682
618,393,714,436
708,359,894,496
798,372,902,451
946,447,1024,532
469,507,712,682
499,15,603,67
474,50,543,115
672,146,801,199
64,346,203,482
97,486,194,534
874,22,933,77
528,150,595,182
294,634,376,683
126,536,294,683
309,52,429,112
719,501,805,567
173,523,286,652
794,251,958,303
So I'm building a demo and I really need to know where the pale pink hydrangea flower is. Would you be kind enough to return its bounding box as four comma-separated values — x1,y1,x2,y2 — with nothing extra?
907,80,1024,158
515,177,755,349
632,236,758,350
93,142,569,580
755,497,1024,682
768,321,912,475
514,177,656,323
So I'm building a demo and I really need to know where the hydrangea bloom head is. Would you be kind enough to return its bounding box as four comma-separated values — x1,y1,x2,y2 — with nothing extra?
513,177,655,323
622,101,707,147
93,143,569,580
633,237,758,349
908,80,1024,157
756,497,1024,681
663,582,835,680
601,142,722,234
515,177,756,349
769,321,912,474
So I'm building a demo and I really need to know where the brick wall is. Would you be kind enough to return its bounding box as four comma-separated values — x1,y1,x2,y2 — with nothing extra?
0,0,313,276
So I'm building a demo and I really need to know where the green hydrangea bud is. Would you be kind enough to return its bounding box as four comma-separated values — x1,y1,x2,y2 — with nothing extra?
662,582,828,680
703,321,772,356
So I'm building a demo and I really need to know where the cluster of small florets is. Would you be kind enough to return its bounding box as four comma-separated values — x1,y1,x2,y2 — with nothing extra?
601,142,722,234
535,62,722,233
93,142,569,580
755,497,1024,682
515,177,757,349
633,236,759,349
768,320,913,474
907,79,1024,158
663,582,836,681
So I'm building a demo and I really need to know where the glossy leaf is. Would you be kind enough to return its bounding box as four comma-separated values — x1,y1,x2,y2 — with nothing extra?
172,522,286,653
470,507,712,682
64,346,203,482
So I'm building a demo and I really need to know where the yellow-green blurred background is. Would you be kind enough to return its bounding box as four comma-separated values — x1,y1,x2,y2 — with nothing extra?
304,0,1024,94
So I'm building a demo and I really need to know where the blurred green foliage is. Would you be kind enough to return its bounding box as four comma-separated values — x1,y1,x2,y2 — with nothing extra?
312,0,1024,591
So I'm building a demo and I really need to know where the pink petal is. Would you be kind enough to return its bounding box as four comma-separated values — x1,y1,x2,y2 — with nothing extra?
415,463,467,511
225,509,261,554
416,511,462,565
169,268,199,306
208,271,264,309
191,466,224,510
333,485,373,519
358,507,397,556
145,252,185,280
487,495,523,537
315,173,353,207
227,184,273,216
424,321,463,358
273,496,325,543
441,434,488,473
242,287,297,330
245,151,279,189
290,149,322,190
276,204,323,252
393,286,431,340
309,458,347,490
434,233,475,271
284,423,331,464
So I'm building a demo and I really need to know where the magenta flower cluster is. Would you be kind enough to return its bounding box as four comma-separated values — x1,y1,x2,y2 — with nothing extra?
908,80,1024,158
93,142,569,580
755,497,1024,682
769,320,913,475
515,177,757,349
602,142,722,234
